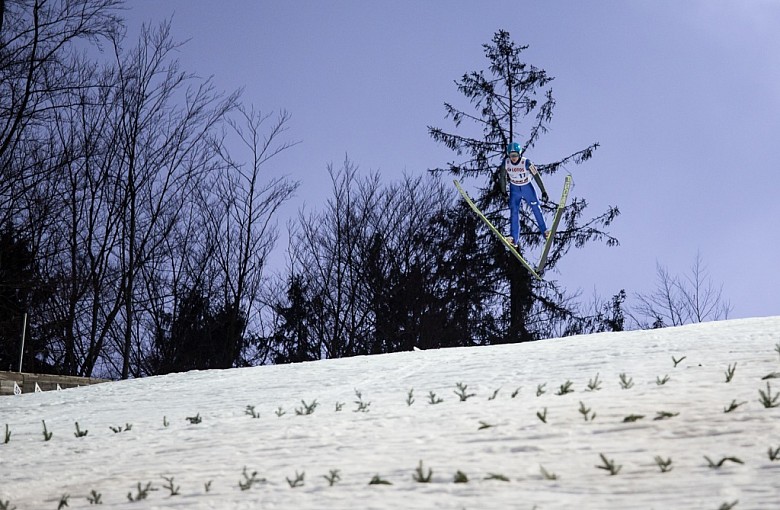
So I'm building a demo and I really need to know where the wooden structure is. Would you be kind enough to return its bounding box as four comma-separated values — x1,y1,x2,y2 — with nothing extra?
0,371,111,396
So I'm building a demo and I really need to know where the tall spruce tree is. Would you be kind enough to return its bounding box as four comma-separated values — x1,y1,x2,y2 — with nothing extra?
270,273,320,364
429,30,619,341
145,286,247,375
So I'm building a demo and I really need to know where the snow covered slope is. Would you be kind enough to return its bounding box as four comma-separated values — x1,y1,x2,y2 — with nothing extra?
2,317,779,509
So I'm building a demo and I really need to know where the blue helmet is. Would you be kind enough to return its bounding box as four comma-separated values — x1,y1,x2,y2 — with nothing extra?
506,142,522,155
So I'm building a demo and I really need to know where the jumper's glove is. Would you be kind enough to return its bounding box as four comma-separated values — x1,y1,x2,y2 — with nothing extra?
541,191,549,202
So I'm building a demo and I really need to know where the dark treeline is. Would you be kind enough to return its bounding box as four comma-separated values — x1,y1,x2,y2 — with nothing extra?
1,3,627,379
0,1,297,377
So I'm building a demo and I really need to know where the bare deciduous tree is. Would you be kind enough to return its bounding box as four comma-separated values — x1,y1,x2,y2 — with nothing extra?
1,0,122,375
206,106,299,367
631,252,731,328
3,6,301,378
291,159,378,358
108,20,238,378
37,57,125,376
0,0,122,225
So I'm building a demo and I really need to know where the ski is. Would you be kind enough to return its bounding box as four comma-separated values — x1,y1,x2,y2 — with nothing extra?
453,179,542,281
536,174,573,273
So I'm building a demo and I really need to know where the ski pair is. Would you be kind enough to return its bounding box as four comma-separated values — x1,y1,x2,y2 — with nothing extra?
453,175,572,280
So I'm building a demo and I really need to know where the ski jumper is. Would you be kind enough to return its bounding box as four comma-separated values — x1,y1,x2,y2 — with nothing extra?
499,156,548,244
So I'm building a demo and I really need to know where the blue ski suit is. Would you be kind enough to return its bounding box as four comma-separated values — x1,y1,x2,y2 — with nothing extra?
498,156,549,244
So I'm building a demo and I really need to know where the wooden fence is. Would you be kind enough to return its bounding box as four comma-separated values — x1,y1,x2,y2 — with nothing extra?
0,371,111,396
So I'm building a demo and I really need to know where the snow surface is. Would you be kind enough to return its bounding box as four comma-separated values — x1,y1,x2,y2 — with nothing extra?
2,317,780,509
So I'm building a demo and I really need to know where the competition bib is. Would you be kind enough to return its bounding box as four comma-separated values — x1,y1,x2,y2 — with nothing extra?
505,157,531,186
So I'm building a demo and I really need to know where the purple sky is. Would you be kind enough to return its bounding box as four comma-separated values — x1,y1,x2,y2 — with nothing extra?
123,1,780,320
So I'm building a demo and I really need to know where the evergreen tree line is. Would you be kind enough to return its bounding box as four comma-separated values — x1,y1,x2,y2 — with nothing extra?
1,4,728,378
